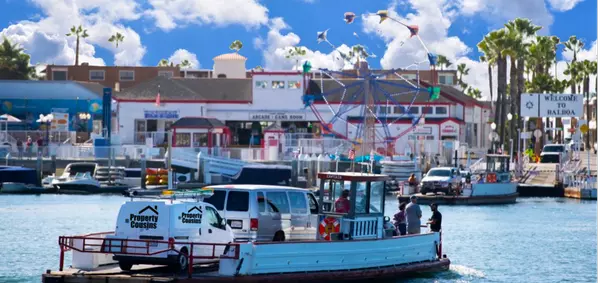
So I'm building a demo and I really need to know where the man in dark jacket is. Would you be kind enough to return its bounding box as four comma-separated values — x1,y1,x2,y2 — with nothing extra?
427,203,442,232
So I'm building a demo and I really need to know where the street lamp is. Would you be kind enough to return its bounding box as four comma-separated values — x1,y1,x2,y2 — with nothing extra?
36,114,53,157
491,122,497,130
507,113,513,121
78,112,91,120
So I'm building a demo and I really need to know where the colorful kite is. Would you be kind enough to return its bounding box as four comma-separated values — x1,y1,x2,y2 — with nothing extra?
344,12,356,24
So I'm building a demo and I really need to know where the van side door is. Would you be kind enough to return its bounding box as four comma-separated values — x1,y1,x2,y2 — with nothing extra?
287,191,309,241
266,191,292,241
204,206,230,255
256,191,275,242
307,193,319,240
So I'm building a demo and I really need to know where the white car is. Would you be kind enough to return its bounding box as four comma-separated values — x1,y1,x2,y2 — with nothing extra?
419,167,462,195
540,144,568,164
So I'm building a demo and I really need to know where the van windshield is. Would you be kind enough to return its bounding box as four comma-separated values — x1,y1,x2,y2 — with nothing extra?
204,190,226,210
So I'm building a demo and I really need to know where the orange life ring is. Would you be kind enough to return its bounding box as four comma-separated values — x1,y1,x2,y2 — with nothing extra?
486,173,497,183
318,217,340,241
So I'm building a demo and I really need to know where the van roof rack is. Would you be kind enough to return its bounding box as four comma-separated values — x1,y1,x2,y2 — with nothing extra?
125,188,214,202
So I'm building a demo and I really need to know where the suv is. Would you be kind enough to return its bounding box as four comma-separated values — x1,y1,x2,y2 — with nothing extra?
420,167,462,195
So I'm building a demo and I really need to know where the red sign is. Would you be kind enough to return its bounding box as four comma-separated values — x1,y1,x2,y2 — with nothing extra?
441,122,458,134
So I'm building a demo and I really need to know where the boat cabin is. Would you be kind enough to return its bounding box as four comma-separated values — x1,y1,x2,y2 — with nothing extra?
317,172,389,241
484,154,511,183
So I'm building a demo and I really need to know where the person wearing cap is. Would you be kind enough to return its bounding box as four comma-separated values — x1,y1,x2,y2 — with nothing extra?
405,195,422,234
334,189,351,214
427,203,442,232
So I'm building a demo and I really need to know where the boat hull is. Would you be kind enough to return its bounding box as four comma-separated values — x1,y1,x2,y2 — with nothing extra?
397,192,518,205
54,183,129,195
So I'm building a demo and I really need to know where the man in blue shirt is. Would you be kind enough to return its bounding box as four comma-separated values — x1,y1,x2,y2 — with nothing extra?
405,195,422,234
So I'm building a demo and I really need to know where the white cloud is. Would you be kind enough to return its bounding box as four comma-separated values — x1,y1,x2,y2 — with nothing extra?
168,49,200,68
454,57,497,100
259,18,353,71
456,0,554,31
561,40,598,62
0,0,146,66
362,0,470,70
145,0,269,32
546,0,584,11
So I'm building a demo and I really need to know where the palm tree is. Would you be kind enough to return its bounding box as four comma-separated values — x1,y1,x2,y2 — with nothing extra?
0,37,35,80
466,87,483,99
285,46,307,70
349,44,369,66
108,32,125,48
477,39,498,128
457,63,470,93
582,60,597,146
229,40,243,53
157,59,169,67
179,60,191,68
563,36,584,94
66,25,89,66
436,55,452,70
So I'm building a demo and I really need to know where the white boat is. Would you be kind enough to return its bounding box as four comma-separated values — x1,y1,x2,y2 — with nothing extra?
52,171,102,193
50,172,450,281
52,163,132,194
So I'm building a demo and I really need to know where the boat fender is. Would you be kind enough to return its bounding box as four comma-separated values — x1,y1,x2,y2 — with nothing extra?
319,217,340,241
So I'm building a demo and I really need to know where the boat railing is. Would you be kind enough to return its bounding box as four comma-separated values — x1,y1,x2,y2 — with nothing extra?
345,217,379,240
58,232,240,278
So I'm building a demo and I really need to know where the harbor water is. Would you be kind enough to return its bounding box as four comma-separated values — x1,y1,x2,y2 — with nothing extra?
0,195,596,283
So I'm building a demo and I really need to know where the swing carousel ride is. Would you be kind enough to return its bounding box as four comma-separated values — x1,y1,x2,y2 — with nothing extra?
301,10,441,159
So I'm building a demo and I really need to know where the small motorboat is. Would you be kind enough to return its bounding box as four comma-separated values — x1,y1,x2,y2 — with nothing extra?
52,171,102,194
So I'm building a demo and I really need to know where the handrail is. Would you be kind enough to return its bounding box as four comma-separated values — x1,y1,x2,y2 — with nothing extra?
58,233,240,278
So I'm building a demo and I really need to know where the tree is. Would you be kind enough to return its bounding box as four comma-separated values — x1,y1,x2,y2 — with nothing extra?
179,59,191,69
229,40,243,53
0,37,35,80
285,46,307,70
456,63,470,93
348,44,369,66
477,40,498,126
466,87,482,99
436,55,452,70
157,59,169,67
66,25,89,66
582,60,597,147
108,32,125,48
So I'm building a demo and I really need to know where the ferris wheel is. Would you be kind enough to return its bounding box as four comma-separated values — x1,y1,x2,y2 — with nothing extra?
301,10,441,157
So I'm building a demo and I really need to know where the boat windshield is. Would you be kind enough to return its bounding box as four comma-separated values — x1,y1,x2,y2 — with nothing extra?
427,169,451,177
67,164,96,176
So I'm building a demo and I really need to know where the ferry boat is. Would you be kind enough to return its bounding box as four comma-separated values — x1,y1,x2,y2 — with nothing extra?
398,154,519,205
44,172,450,282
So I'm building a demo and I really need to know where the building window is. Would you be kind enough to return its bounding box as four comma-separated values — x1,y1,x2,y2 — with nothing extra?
217,74,227,78
193,133,208,147
158,71,173,78
134,120,146,144
408,107,419,114
52,70,67,81
393,106,405,114
378,106,391,114
422,106,433,114
272,81,285,89
435,107,448,114
288,81,301,89
255,81,268,89
439,74,454,85
175,133,191,147
89,70,105,81
119,70,135,81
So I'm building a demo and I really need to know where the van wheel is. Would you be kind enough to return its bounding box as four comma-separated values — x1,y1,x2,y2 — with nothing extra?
118,261,133,271
171,248,188,272
273,231,285,242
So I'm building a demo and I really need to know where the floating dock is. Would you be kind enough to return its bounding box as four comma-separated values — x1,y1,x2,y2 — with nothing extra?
563,187,597,200
43,259,451,283
397,193,519,205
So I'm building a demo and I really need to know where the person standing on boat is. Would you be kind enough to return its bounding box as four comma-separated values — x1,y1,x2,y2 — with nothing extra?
335,189,351,213
393,202,408,236
427,203,442,232
405,195,422,234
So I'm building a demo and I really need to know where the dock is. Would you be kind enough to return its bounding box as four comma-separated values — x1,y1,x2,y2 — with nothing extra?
42,259,451,283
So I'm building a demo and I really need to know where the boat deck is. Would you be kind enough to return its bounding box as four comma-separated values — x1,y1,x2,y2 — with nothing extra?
43,259,450,282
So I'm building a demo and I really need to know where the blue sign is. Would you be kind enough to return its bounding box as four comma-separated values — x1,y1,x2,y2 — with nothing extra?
144,110,179,119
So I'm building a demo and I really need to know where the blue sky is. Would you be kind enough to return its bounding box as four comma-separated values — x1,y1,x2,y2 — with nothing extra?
0,0,597,98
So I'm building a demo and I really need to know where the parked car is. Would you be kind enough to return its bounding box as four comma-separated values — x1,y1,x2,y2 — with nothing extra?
540,144,568,163
419,167,462,195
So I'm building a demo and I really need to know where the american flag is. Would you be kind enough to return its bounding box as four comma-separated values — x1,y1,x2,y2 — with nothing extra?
348,149,355,160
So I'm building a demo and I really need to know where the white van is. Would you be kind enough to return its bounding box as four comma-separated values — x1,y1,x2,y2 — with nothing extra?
103,199,234,271
203,185,320,242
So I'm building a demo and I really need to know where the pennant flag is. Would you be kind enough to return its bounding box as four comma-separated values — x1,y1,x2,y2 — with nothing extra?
155,84,161,106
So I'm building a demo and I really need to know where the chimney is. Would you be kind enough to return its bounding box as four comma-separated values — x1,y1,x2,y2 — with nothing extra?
114,82,120,92
81,62,89,66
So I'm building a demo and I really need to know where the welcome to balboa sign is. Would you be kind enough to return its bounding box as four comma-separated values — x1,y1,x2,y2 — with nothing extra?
520,93,583,118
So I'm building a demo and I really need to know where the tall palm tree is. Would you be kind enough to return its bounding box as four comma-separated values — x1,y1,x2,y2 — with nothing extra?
582,60,597,146
436,55,452,70
108,32,125,48
179,59,191,68
0,37,35,80
286,46,307,70
563,36,584,94
477,40,498,126
229,40,243,53
66,25,89,66
457,63,470,93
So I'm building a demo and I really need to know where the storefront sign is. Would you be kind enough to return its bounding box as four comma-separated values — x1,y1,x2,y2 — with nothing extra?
144,110,179,119
51,112,69,132
521,93,583,118
248,112,306,121
412,126,432,135
441,122,458,135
